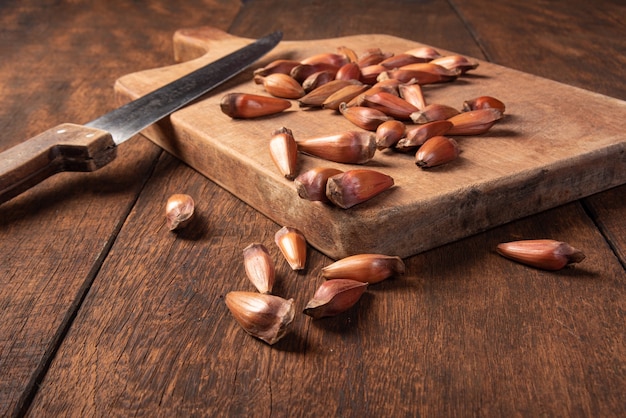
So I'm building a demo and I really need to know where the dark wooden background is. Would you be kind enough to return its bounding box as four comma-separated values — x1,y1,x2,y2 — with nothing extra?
1,0,624,416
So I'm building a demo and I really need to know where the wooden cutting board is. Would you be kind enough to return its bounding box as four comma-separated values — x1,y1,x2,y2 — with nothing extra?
114,27,626,260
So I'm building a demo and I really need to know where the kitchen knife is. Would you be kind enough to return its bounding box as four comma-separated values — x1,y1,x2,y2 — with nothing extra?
0,30,283,205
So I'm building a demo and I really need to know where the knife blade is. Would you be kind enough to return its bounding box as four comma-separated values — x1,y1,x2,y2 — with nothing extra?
0,30,282,205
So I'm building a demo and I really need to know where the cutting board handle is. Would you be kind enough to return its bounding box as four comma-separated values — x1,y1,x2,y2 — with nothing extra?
113,27,258,105
173,27,255,63
0,123,116,204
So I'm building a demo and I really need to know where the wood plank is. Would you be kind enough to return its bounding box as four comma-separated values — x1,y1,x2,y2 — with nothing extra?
0,1,241,416
451,0,626,268
584,188,626,267
449,0,626,101
27,154,626,416
113,27,626,259
27,153,298,416
227,0,483,55
27,0,626,417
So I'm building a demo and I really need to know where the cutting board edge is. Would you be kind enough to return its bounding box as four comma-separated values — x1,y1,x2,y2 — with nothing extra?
135,113,626,260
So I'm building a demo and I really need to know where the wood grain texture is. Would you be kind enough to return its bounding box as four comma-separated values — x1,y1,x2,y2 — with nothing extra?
0,0,241,416
114,28,626,259
0,124,117,205
450,0,626,270
27,158,626,416
584,188,626,268
0,0,623,417
228,0,484,56
450,0,626,101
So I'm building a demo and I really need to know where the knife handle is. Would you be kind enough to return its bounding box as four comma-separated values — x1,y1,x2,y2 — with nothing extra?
0,123,117,204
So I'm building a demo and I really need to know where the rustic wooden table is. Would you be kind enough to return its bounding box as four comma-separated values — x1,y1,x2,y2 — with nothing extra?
1,1,625,416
